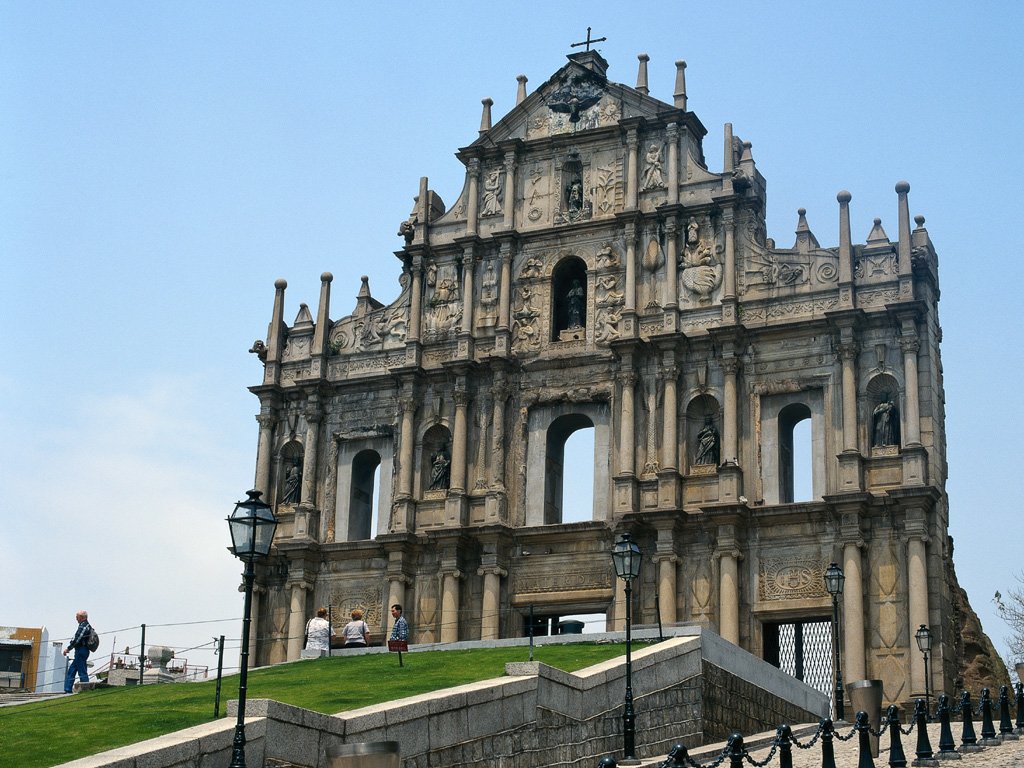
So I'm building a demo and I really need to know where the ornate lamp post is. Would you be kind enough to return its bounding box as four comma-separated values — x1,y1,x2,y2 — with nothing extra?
915,624,933,719
824,562,845,721
611,532,642,762
227,490,278,768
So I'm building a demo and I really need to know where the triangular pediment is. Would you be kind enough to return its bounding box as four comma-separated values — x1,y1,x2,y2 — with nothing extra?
465,54,679,151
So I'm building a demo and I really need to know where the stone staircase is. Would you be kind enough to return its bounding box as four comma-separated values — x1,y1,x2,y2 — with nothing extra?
0,690,70,707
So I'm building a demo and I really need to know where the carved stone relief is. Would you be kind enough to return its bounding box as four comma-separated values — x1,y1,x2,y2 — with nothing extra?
480,167,503,217
679,215,722,304
758,557,829,601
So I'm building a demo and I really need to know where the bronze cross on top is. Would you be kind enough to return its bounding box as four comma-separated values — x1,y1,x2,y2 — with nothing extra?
571,27,606,51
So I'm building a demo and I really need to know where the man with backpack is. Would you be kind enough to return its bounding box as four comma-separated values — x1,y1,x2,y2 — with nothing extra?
63,610,95,693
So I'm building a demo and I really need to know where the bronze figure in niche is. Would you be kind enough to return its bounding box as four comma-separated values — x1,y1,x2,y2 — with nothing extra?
872,394,899,447
429,444,452,490
694,415,720,465
280,460,302,504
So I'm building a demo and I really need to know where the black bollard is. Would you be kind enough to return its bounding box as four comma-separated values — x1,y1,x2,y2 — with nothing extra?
857,711,876,768
727,733,745,768
887,705,907,768
821,717,838,768
998,684,1016,739
1016,682,1024,734
958,691,981,753
663,743,689,768
911,698,937,766
778,724,793,768
597,757,618,768
979,687,999,745
935,694,960,759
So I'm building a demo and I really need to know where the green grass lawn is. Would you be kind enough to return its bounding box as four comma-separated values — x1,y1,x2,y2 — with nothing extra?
1,643,630,768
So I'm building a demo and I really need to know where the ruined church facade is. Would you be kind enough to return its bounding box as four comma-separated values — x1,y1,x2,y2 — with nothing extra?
248,50,953,707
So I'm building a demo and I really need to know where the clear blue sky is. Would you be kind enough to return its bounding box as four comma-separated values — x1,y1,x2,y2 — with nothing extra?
4,2,1023,676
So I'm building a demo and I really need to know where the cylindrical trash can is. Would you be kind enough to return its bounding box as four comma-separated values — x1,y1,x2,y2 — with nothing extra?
326,741,400,768
847,679,884,757
558,620,585,634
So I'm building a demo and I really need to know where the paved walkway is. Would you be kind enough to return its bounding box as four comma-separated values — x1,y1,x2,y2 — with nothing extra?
631,723,1024,768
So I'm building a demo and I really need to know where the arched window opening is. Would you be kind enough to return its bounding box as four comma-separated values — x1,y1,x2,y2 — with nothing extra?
779,403,812,503
348,449,382,540
551,257,588,340
544,414,595,524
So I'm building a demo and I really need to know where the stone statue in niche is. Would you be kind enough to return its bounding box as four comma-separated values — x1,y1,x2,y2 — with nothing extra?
566,279,585,328
693,416,720,466
567,178,584,215
641,143,664,190
281,460,302,504
481,168,503,216
872,395,899,447
429,445,452,490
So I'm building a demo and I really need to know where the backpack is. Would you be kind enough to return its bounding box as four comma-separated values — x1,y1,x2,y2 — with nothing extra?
86,626,100,652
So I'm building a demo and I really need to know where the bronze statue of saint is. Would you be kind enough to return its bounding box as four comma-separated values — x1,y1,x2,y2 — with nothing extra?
429,445,451,490
694,416,720,465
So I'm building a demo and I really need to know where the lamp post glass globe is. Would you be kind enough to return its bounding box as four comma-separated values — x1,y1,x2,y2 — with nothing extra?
226,490,277,768
916,625,932,718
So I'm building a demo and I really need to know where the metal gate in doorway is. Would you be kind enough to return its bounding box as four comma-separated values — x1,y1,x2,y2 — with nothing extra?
763,618,833,697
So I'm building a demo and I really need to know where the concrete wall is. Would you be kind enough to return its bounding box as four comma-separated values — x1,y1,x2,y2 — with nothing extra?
56,629,827,768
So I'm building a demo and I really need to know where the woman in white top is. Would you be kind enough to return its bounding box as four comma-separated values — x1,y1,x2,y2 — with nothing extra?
304,606,334,652
341,608,370,648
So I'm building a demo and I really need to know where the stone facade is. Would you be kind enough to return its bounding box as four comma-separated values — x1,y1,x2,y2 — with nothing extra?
249,50,957,707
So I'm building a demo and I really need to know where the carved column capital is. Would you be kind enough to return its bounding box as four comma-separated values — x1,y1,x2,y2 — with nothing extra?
900,338,921,355
652,553,679,565
477,566,508,578
625,127,639,148
399,396,418,414
256,413,277,430
454,390,471,408
665,122,679,140
387,573,413,586
837,342,860,362
660,365,679,381
721,357,741,376
618,371,639,387
468,157,481,177
304,406,322,424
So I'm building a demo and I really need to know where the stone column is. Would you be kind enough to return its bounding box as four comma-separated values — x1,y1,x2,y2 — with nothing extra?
624,222,637,313
718,548,740,645
906,515,930,695
660,367,678,472
490,378,508,487
901,337,922,445
837,191,854,308
618,372,637,477
440,570,463,643
466,159,480,236
254,413,276,498
722,357,739,465
502,151,516,227
666,123,679,205
655,554,678,626
722,208,736,301
614,574,627,631
397,396,416,499
625,128,639,210
478,566,507,640
386,575,409,637
842,540,866,682
896,181,913,300
245,583,265,665
323,436,340,541
663,217,679,313
287,581,309,661
408,255,424,343
451,389,470,494
839,342,859,452
300,404,321,506
461,247,475,336
497,243,513,333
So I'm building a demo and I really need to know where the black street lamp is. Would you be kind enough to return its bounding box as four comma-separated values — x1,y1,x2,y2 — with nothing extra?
227,490,278,768
611,532,642,762
824,562,845,722
915,624,933,719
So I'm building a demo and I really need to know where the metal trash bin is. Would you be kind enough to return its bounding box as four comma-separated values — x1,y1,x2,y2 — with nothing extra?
558,620,585,634
847,679,884,757
326,741,400,768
